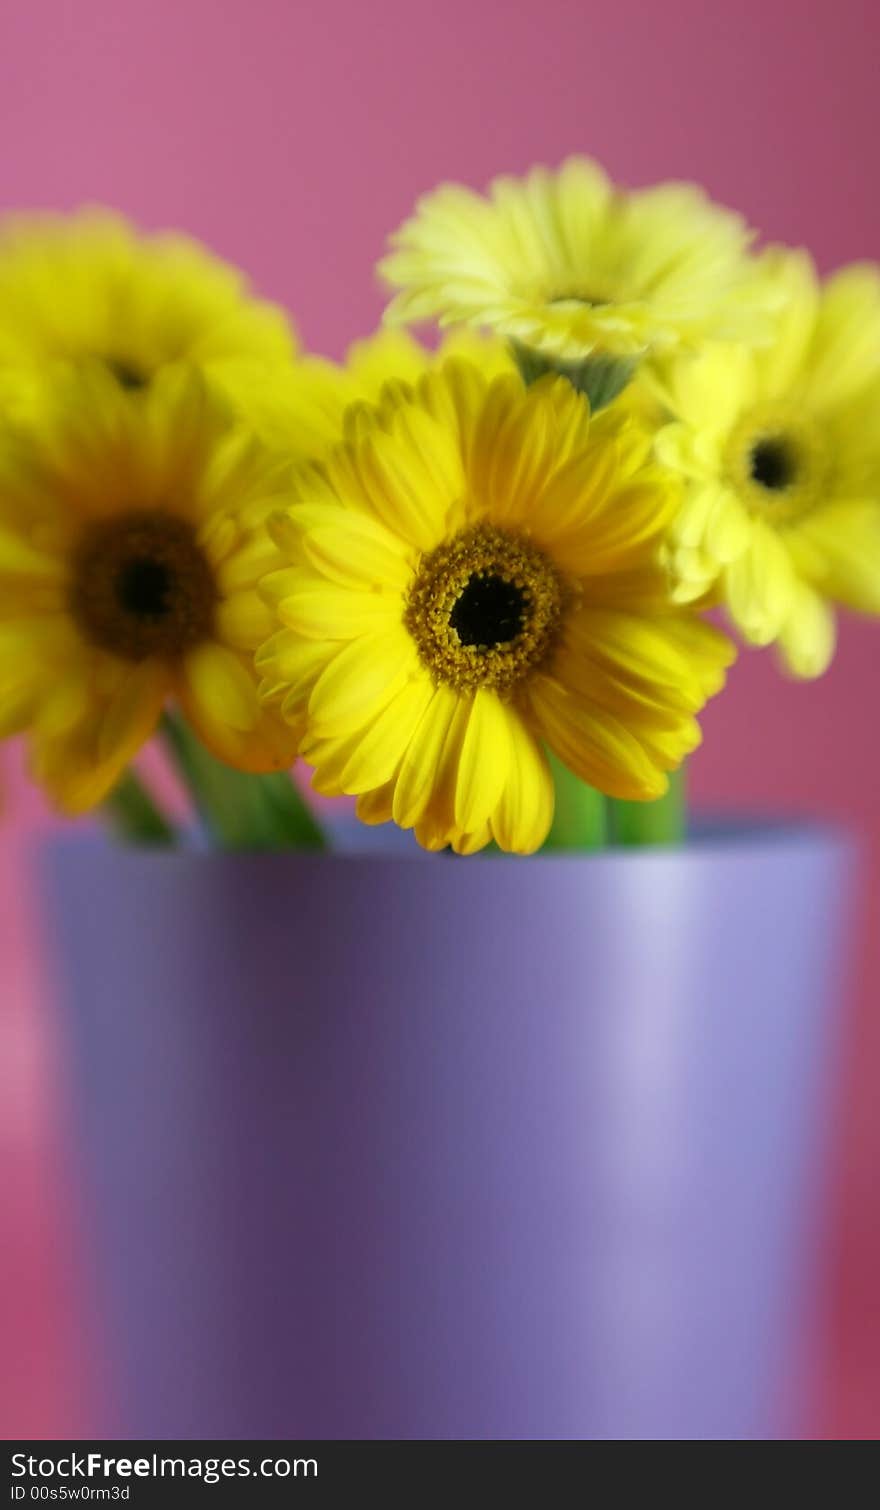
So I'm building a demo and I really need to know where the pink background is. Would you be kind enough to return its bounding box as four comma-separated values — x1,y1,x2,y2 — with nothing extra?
1,0,878,1438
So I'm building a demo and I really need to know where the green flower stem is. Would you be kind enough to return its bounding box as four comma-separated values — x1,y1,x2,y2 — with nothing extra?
102,769,176,845
161,713,326,852
609,767,687,848
544,751,607,851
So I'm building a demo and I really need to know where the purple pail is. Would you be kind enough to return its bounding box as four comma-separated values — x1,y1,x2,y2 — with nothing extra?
42,822,853,1439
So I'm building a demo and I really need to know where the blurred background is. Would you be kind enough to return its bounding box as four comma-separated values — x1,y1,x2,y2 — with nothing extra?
0,0,878,1439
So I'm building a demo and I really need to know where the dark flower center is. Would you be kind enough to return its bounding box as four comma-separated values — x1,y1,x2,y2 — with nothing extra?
71,512,216,660
750,436,797,491
117,558,174,618
449,573,527,648
106,358,149,391
404,524,567,695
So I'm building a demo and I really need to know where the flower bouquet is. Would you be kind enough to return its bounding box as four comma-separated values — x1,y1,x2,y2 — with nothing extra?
6,160,871,1437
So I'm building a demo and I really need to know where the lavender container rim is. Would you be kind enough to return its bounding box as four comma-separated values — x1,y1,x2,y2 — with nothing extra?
40,811,856,869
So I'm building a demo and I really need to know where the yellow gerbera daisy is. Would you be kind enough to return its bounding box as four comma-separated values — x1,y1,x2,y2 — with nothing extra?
657,249,880,676
0,208,296,407
0,364,299,813
379,157,770,366
256,360,733,855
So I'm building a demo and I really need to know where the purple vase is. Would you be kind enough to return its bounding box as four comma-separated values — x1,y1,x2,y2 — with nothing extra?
42,821,853,1440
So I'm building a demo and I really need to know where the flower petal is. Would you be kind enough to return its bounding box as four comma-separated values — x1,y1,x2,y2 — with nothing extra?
183,641,261,733
723,523,796,643
307,629,417,739
453,687,511,833
305,675,434,796
391,683,460,829
490,717,554,854
215,589,276,649
528,672,668,800
272,577,401,639
97,657,167,764
356,415,461,550
297,506,415,590
777,582,836,679
791,501,880,615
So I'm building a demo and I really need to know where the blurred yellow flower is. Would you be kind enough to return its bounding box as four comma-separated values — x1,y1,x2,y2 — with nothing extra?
657,249,880,676
241,325,514,457
0,208,296,408
257,360,733,855
0,365,298,813
379,158,771,365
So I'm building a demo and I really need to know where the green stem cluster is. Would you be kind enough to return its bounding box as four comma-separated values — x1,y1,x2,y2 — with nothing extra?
544,763,687,852
102,769,176,845
609,769,686,847
100,714,326,852
545,752,607,850
161,714,325,851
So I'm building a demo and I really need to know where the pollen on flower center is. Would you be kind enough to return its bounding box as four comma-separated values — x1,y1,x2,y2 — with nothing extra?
404,524,568,695
70,511,217,660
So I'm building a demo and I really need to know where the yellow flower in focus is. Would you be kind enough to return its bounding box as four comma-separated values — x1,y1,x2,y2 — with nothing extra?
379,158,771,365
0,365,299,813
257,361,733,855
0,209,296,407
657,249,880,677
